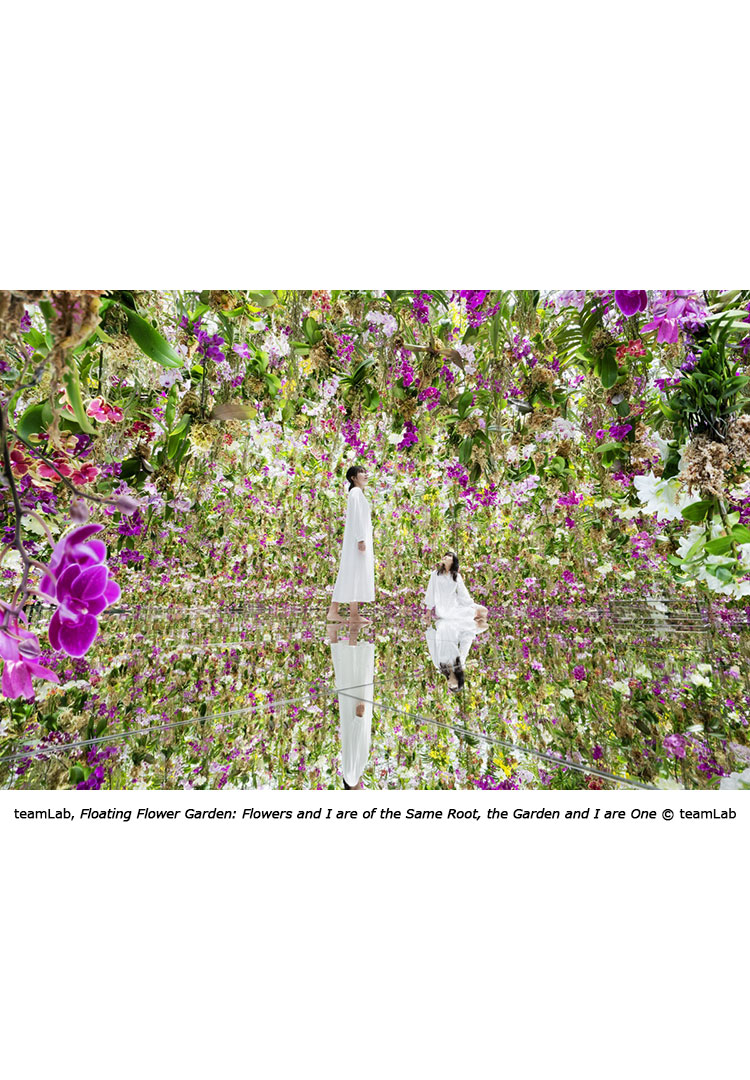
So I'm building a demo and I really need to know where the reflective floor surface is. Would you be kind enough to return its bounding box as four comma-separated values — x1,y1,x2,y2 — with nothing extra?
2,602,749,790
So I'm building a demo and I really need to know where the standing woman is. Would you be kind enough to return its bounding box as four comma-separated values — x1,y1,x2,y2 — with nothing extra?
327,465,375,624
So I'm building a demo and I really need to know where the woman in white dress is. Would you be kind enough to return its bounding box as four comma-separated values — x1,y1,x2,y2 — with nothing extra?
327,465,375,625
425,618,487,692
424,551,488,623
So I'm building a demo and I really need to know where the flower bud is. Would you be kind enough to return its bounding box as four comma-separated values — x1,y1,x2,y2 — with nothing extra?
114,495,140,516
69,499,90,524
18,635,41,659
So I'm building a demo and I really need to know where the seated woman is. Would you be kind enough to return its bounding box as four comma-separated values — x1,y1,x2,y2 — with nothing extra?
424,551,488,623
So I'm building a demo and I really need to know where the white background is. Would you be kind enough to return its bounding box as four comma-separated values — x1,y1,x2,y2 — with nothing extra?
2,2,749,1077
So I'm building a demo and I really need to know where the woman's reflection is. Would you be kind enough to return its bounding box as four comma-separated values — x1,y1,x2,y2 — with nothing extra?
425,617,487,693
328,623,375,790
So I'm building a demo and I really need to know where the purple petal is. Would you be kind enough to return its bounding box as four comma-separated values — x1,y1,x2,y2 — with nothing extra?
70,564,107,602
56,563,81,600
86,595,109,616
26,662,59,685
57,613,99,657
3,661,34,699
39,572,56,599
73,539,107,567
103,579,121,606
614,290,642,317
63,524,103,550
48,610,62,652
0,632,19,661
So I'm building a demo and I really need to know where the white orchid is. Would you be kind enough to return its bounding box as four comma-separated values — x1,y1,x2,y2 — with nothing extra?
633,471,693,522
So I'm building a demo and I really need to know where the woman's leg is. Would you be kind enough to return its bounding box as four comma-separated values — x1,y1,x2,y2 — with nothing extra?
326,600,346,622
349,602,370,625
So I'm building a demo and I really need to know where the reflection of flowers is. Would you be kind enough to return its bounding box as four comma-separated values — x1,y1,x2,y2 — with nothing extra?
40,525,121,657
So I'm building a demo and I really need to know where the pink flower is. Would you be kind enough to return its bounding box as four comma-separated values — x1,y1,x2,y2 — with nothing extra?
0,622,59,700
86,397,110,422
39,524,120,657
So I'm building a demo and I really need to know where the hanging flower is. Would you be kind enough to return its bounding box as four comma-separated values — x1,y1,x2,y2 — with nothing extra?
614,291,648,317
39,524,121,657
0,622,59,700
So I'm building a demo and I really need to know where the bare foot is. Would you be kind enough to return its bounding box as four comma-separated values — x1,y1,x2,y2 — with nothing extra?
349,616,371,626
326,611,347,622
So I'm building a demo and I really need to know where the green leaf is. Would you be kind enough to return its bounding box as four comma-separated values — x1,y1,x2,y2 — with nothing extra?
303,317,322,346
16,402,48,441
120,457,148,479
167,416,191,458
658,400,679,422
457,390,474,418
164,384,178,433
730,523,750,545
682,500,714,522
247,291,277,309
61,353,96,434
705,536,733,556
123,306,183,369
459,436,473,465
684,536,706,560
599,350,618,389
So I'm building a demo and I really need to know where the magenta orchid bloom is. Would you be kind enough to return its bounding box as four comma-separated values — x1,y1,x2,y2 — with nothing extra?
86,398,124,423
614,290,648,318
642,290,707,344
39,524,121,657
0,622,59,700
86,397,110,422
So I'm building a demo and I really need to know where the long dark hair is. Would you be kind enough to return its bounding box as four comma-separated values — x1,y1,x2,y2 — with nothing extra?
437,551,459,582
439,657,465,692
346,465,365,491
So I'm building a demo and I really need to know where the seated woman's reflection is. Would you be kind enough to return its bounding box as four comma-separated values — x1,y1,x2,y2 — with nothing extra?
328,624,374,790
425,618,487,693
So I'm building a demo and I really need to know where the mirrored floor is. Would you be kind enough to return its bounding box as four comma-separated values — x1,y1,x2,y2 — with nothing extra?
2,604,749,789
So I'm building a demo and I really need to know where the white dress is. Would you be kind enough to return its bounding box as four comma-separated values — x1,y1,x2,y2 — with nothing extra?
424,569,476,621
330,640,374,787
425,619,485,672
332,487,375,603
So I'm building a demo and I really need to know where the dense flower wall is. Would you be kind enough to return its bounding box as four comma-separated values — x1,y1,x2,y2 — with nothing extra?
2,289,750,789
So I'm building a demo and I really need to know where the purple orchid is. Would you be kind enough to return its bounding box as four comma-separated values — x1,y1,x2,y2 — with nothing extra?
0,622,59,700
39,524,121,657
614,290,648,318
663,733,687,760
642,290,707,344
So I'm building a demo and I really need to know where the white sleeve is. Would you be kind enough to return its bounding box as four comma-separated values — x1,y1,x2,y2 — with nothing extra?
424,571,436,609
456,573,473,606
349,489,365,542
